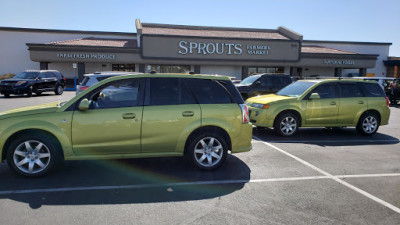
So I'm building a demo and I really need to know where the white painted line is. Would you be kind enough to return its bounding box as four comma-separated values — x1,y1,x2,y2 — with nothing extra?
253,136,400,214
253,139,399,144
0,173,399,196
337,173,400,179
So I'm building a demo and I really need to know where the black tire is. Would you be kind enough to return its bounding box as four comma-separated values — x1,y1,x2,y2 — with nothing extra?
36,92,42,96
356,112,380,136
6,132,62,177
3,93,10,98
26,86,33,97
274,112,299,137
55,85,64,95
187,132,228,170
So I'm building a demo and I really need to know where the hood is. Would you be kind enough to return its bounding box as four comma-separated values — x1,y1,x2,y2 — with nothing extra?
1,78,33,83
246,94,295,105
0,102,60,120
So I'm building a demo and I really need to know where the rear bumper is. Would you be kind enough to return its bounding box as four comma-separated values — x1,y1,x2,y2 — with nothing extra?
231,123,253,153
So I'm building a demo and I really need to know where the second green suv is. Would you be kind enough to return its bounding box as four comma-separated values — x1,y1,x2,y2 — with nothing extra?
0,73,252,177
246,79,390,136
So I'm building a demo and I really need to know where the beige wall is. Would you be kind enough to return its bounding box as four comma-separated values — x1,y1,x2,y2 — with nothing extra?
0,29,136,75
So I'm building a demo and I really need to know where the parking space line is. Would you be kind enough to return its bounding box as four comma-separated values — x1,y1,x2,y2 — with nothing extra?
0,173,399,196
253,136,400,214
255,139,399,144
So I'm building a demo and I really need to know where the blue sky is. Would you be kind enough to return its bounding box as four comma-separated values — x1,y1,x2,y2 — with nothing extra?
0,0,399,56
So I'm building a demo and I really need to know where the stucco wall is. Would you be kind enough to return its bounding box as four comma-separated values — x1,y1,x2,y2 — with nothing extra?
304,41,390,77
0,29,136,75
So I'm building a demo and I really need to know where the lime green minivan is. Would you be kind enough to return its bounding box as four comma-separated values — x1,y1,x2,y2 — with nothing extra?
0,74,252,177
246,79,390,136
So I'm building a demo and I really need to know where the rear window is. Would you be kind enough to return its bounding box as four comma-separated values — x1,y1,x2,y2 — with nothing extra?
361,83,386,97
185,79,233,104
81,76,110,86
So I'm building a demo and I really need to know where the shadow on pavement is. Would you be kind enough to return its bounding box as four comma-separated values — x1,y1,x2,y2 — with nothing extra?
0,155,250,209
253,127,399,146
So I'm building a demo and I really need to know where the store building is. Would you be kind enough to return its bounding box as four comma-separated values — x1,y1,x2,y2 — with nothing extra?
0,19,393,85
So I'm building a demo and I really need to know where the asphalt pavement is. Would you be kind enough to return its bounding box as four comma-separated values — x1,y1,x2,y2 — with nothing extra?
0,92,399,224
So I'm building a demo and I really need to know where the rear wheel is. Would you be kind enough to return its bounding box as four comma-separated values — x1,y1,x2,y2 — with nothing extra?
55,85,63,95
6,133,62,177
36,92,42,96
187,132,228,170
356,112,380,136
3,93,10,98
274,112,299,137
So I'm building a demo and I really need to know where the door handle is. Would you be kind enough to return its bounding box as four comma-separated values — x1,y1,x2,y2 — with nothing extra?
122,113,136,119
330,101,336,105
358,101,364,104
182,111,194,117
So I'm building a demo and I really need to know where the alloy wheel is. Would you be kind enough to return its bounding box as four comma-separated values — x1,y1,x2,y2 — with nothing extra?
362,116,378,134
280,116,297,135
194,137,224,167
13,140,51,174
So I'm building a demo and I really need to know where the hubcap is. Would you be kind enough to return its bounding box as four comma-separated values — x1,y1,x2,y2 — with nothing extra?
194,137,223,167
280,116,297,135
13,140,51,174
58,86,63,94
362,116,378,133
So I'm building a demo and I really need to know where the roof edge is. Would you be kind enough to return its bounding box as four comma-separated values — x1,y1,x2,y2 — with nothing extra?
278,26,303,41
0,26,137,37
141,22,279,33
304,40,392,46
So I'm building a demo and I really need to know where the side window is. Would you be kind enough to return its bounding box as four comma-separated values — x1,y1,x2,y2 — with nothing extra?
150,78,179,106
260,76,272,87
308,83,337,99
361,83,386,97
185,79,232,104
88,79,141,109
45,72,56,78
339,83,364,98
37,73,46,79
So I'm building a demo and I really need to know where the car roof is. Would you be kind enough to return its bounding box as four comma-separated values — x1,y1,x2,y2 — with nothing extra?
84,71,141,77
24,70,60,73
299,78,383,84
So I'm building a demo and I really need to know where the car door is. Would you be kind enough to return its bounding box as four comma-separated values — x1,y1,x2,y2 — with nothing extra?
71,78,144,155
141,77,201,153
45,72,58,90
304,82,339,126
36,73,46,90
251,76,272,96
338,82,367,125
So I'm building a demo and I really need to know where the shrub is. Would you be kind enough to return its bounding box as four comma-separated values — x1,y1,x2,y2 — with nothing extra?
0,73,15,81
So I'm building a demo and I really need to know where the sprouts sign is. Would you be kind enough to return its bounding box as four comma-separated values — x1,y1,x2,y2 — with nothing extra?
141,35,300,62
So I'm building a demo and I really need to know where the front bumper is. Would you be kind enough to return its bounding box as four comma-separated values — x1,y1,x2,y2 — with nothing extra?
248,107,274,127
0,85,27,95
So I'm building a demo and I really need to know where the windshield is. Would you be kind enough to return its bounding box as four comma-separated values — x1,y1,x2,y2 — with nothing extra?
240,75,261,85
14,72,39,79
276,81,317,97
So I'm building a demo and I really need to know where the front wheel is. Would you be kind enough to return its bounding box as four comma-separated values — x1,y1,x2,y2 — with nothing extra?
356,113,380,136
6,133,62,177
274,112,299,137
187,132,228,170
3,93,10,98
26,86,33,97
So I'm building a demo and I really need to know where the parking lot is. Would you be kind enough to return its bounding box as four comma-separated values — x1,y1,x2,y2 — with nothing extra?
0,92,399,225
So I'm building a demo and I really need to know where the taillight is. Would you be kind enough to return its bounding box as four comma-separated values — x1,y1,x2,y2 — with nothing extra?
385,97,390,108
79,86,89,91
239,104,249,123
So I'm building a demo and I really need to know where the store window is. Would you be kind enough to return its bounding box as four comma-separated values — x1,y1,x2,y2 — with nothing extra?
146,65,190,73
112,64,136,72
248,67,284,75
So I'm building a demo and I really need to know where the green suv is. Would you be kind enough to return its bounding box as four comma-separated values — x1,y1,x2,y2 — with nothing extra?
0,74,252,177
246,79,390,136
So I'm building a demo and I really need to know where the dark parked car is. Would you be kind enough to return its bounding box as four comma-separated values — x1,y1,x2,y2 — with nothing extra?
76,71,139,95
235,73,293,99
0,70,66,97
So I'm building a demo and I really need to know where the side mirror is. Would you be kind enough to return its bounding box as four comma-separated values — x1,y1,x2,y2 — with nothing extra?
253,80,261,86
78,98,90,111
309,93,321,100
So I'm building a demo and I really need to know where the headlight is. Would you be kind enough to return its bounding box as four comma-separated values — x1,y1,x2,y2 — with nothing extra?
15,81,27,86
251,103,270,109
